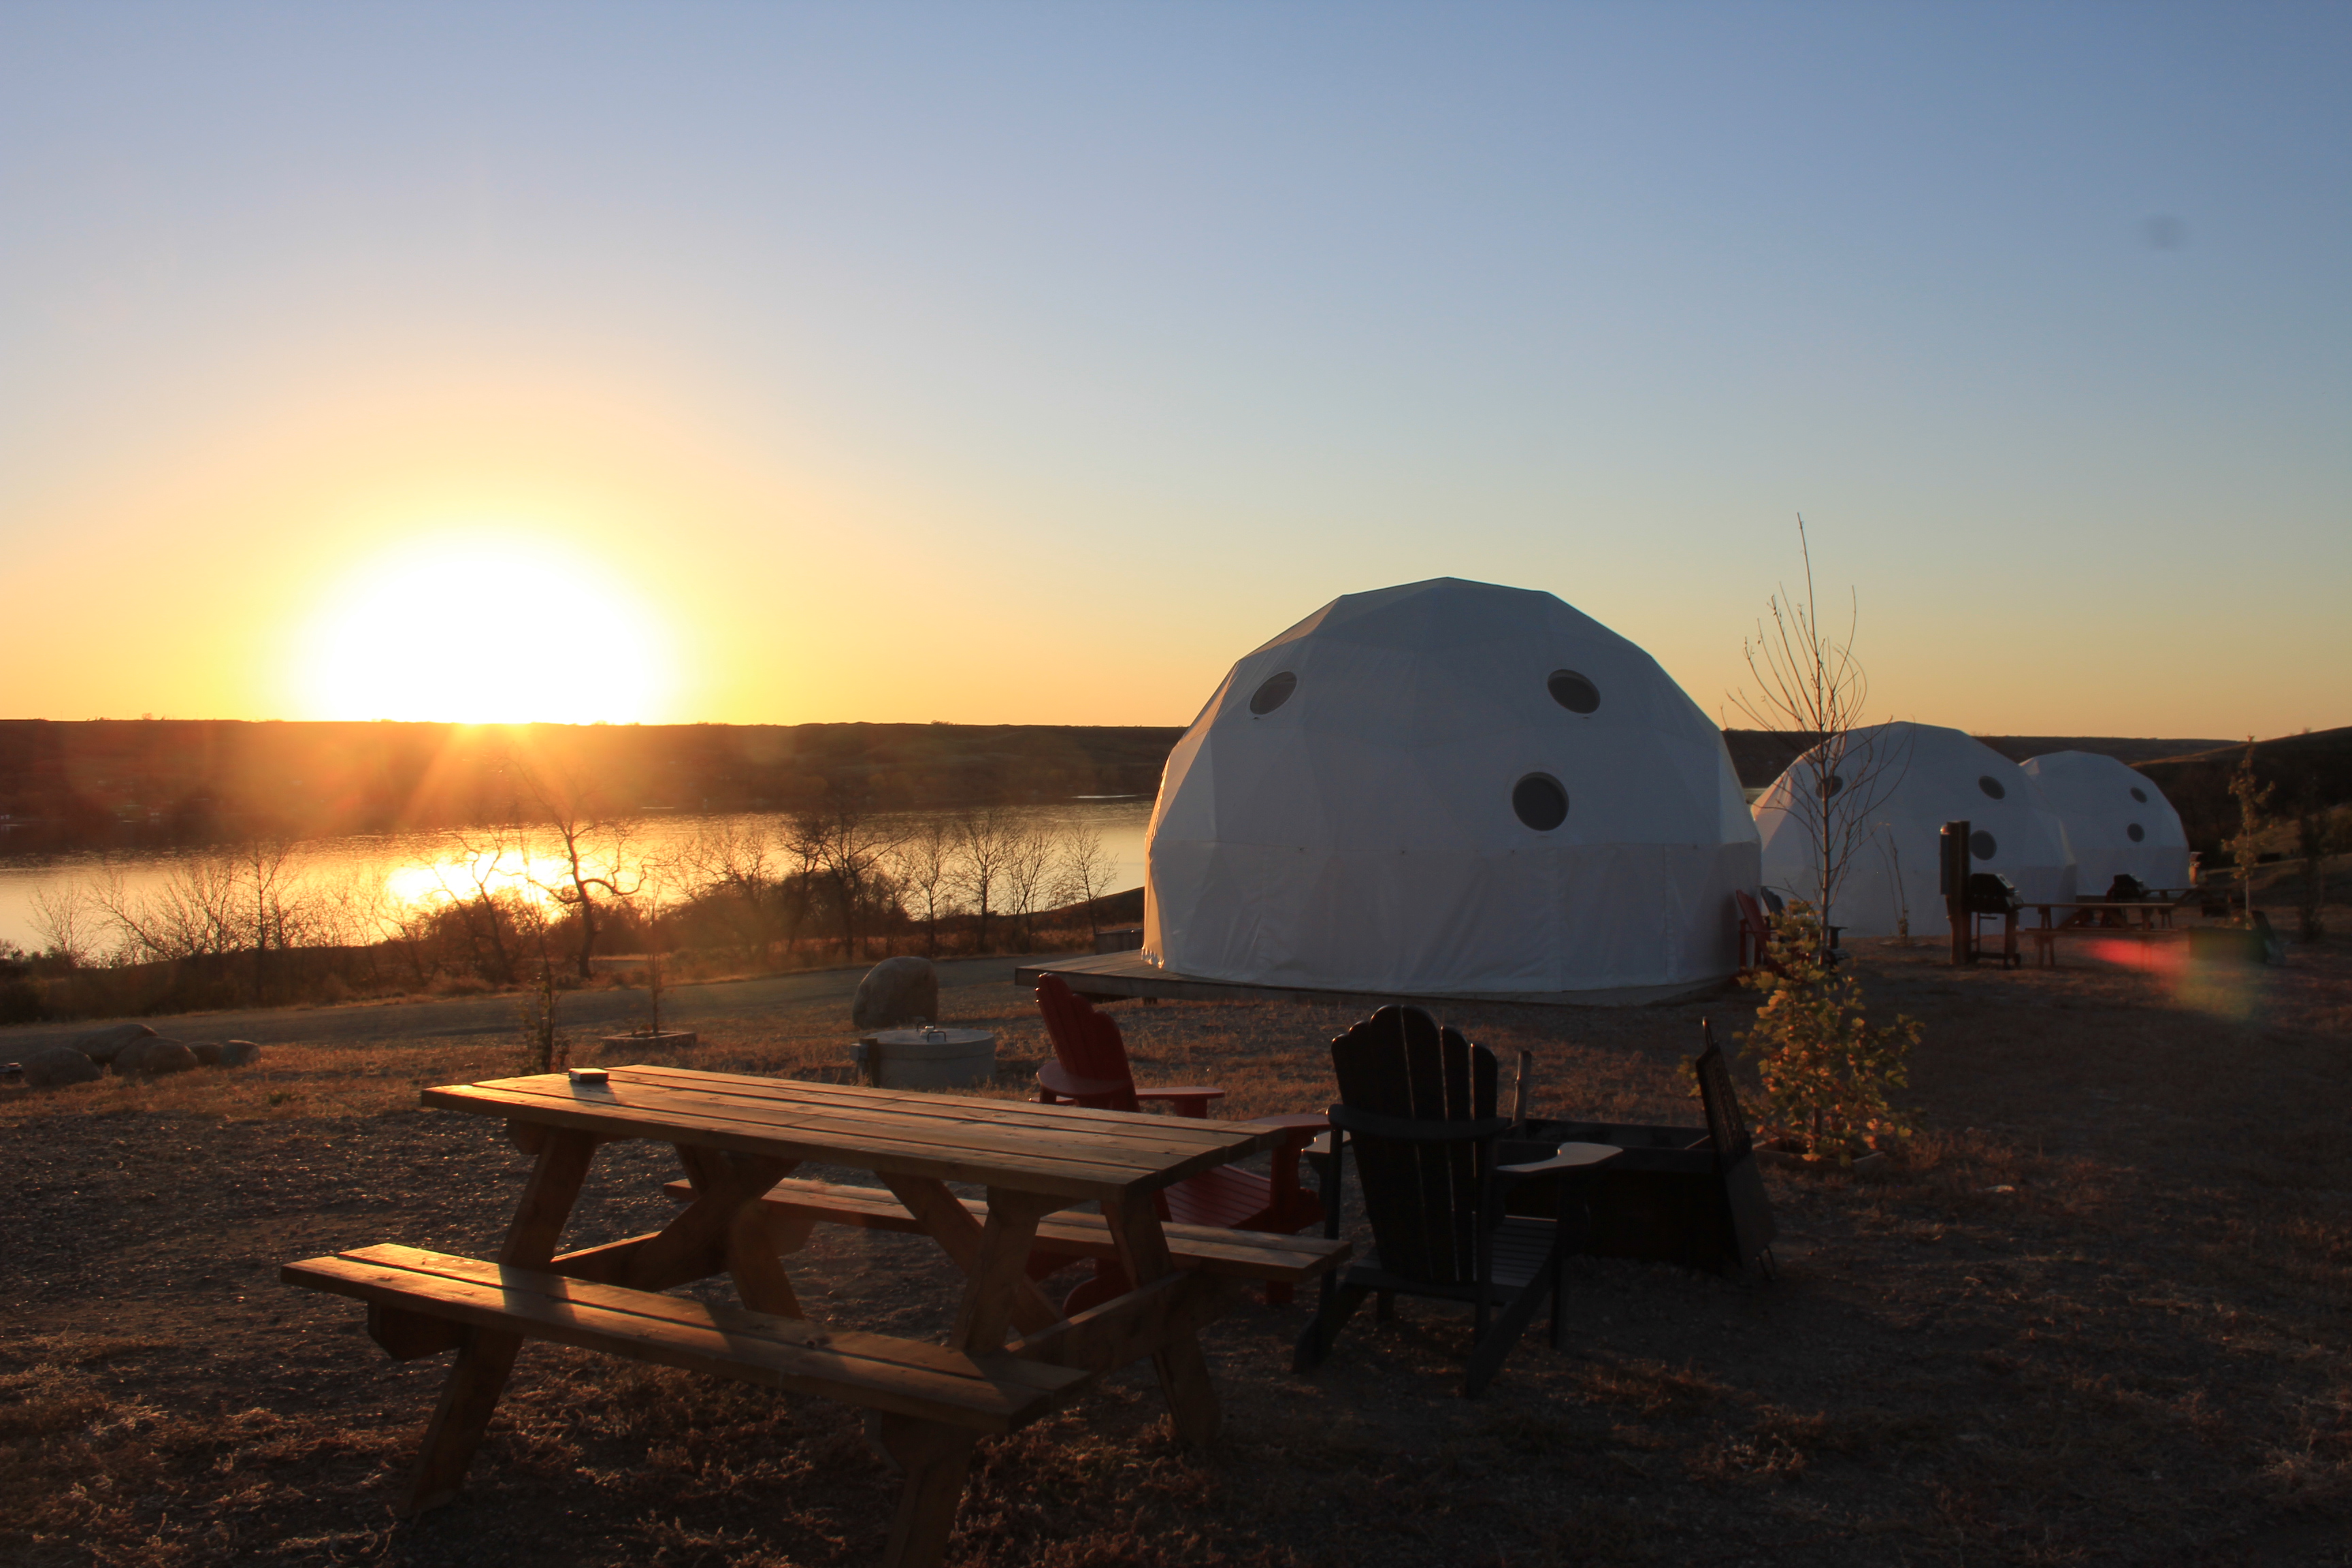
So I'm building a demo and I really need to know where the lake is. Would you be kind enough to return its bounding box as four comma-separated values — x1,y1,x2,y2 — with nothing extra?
0,798,1156,956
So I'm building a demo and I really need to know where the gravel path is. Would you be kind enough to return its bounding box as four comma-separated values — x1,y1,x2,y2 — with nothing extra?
0,955,1034,1053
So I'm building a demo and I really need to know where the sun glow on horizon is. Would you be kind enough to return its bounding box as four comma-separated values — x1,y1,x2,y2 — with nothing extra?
295,532,675,723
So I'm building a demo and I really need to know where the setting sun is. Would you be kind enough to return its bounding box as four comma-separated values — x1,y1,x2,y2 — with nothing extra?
294,532,674,723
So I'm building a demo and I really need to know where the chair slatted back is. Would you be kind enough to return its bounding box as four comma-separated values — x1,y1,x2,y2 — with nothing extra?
1034,974,1139,1113
1693,1041,1753,1166
1330,1006,1498,1286
1693,1026,1778,1269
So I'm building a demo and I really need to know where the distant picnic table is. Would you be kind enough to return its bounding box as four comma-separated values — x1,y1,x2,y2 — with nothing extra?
2019,901,2186,967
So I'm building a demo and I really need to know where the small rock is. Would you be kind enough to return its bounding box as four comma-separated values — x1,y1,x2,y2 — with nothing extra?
851,956,938,1032
136,1041,199,1077
189,1041,225,1066
74,1022,157,1065
219,1040,261,1067
22,1045,102,1088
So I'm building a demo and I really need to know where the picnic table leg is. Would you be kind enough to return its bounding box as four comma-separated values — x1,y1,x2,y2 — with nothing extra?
883,1175,1063,1338
1102,1193,1220,1448
860,1186,1064,1567
404,1126,596,1514
872,1413,980,1568
668,1146,806,1316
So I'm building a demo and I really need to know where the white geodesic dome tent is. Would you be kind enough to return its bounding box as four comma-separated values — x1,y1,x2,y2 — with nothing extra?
1754,721,2075,938
2021,751,2192,893
1141,577,1761,995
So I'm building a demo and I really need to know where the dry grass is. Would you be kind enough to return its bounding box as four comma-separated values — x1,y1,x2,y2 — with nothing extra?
7,918,2352,1565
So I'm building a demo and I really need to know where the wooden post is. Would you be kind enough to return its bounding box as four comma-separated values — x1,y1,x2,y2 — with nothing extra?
1940,821,1972,967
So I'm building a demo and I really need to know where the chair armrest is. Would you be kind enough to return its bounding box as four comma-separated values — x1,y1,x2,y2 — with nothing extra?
1135,1086,1225,1117
1036,1062,1132,1105
1237,1112,1329,1138
1237,1113,1329,1223
1495,1141,1622,1178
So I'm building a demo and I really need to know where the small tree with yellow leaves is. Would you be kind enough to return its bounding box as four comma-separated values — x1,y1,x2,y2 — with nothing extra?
1739,901,1919,1162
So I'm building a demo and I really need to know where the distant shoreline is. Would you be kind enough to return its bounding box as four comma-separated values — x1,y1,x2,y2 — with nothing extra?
0,717,2250,856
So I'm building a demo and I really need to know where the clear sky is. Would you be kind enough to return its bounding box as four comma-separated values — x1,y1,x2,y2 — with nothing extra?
2,3,2345,738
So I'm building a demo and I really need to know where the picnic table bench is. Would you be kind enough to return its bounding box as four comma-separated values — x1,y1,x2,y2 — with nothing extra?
282,1064,1350,1567
668,1175,1347,1290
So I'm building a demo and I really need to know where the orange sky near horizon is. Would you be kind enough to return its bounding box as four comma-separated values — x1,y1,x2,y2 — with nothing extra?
3,361,2340,745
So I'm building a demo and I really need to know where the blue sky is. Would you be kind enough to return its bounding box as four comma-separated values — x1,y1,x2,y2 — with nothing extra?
1,3,2344,735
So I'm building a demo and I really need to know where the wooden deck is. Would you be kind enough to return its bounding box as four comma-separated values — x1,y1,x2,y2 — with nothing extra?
1012,950,1727,1011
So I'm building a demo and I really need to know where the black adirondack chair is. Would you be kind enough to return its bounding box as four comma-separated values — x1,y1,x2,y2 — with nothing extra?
1292,1005,1618,1396
1509,1021,1778,1277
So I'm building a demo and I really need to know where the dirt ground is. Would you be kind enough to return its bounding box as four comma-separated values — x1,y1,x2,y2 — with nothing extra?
5,921,2350,1567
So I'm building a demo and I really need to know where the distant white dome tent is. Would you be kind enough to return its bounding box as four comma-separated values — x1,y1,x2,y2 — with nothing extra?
1142,577,1761,997
2021,751,2192,893
1754,721,2074,938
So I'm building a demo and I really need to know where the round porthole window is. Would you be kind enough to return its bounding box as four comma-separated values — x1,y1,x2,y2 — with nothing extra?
1817,772,1845,799
2127,823,2146,843
2130,786,2149,804
1512,773,1569,832
1970,830,1998,860
1547,670,1599,715
1248,672,1297,715
1978,775,2006,800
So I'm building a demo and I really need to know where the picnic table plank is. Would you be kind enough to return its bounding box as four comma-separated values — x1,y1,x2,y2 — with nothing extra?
615,1063,1258,1141
427,1078,1271,1199
710,1177,1351,1285
427,1081,1270,1189
604,1078,1254,1166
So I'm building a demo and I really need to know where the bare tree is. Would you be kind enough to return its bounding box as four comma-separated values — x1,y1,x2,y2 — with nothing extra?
2294,790,2332,943
1000,822,1057,951
514,761,644,981
1052,823,1121,947
789,791,900,960
888,815,959,956
1732,515,1910,934
683,818,763,961
236,838,305,1004
434,826,532,984
28,883,98,967
91,851,242,962
2225,738,2273,927
950,806,1019,953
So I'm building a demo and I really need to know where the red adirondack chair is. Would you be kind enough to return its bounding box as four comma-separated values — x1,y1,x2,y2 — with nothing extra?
1033,973,1326,1309
1733,889,1785,977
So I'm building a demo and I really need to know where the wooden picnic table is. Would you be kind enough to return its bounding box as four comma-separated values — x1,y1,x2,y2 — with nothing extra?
2023,900,2181,930
2019,902,2187,967
284,1065,1337,1567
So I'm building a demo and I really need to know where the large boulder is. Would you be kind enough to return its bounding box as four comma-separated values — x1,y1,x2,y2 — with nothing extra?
21,1046,102,1088
74,1022,157,1066
851,956,938,1032
189,1041,223,1066
218,1040,262,1067
114,1038,198,1077
134,1041,199,1078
